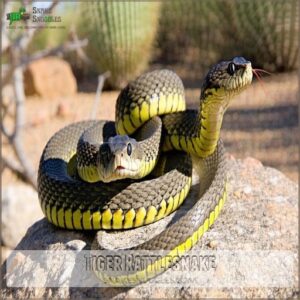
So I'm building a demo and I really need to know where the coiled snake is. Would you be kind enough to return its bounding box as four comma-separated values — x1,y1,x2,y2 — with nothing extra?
38,57,253,285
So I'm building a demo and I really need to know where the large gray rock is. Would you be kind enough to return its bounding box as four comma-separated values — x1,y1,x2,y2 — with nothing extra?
1,185,44,249
1,157,298,299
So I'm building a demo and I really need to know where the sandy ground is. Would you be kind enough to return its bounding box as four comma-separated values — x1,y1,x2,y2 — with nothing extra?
2,72,298,186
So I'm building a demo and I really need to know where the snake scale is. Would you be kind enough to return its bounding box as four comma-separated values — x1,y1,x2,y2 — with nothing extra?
38,57,253,285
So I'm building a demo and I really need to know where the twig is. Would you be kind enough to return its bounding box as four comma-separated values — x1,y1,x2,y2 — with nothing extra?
1,0,12,53
9,66,37,189
2,0,60,86
1,0,88,189
90,72,110,119
1,66,37,188
2,0,59,54
11,66,25,140
18,0,59,52
20,39,88,67
69,24,91,65
1,124,10,140
2,39,88,87
2,157,35,187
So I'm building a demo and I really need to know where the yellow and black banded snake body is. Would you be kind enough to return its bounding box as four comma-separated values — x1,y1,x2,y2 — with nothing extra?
38,57,253,285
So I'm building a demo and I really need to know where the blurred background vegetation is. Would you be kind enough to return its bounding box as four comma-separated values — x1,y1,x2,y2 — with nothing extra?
20,0,299,87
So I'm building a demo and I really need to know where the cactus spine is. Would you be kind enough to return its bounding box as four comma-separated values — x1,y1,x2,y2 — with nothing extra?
218,0,299,72
79,2,160,88
158,0,299,72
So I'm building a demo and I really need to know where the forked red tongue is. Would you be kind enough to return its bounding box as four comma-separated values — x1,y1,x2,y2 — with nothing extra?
116,166,125,170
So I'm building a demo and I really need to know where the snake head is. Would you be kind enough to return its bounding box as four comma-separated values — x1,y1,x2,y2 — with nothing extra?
201,56,253,102
97,135,143,182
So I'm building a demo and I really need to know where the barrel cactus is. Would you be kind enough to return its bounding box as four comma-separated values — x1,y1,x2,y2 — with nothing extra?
78,2,160,89
157,0,221,73
157,0,298,73
217,0,299,72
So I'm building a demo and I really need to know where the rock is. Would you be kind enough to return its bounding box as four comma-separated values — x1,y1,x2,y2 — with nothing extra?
24,57,77,98
243,157,263,169
1,185,44,249
56,101,72,118
207,240,218,249
29,109,49,126
1,247,12,265
1,158,298,299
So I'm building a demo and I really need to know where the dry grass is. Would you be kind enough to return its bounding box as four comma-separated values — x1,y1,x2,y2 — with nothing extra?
2,72,298,186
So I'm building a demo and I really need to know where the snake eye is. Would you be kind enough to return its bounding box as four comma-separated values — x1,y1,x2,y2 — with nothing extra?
127,143,132,156
227,62,236,75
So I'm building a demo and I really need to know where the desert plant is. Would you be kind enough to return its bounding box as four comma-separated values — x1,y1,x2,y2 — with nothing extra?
157,0,299,73
78,2,161,89
2,0,87,189
218,0,299,72
157,0,221,67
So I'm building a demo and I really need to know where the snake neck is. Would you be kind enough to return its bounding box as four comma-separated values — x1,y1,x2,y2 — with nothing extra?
196,88,230,157
162,89,230,158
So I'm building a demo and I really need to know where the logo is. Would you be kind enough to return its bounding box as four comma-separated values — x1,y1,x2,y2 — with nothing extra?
6,7,30,25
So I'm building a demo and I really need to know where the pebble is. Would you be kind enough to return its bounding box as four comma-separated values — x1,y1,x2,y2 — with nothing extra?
243,185,252,194
208,240,218,249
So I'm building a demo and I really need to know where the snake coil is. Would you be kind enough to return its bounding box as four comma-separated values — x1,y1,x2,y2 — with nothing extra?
38,57,253,285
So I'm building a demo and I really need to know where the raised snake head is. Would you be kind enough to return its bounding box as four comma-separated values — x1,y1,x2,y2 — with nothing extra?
201,56,253,109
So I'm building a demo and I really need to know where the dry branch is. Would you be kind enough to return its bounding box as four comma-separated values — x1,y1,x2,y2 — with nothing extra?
90,72,110,119
21,39,88,67
2,156,31,184
69,24,91,65
2,0,59,54
1,0,88,189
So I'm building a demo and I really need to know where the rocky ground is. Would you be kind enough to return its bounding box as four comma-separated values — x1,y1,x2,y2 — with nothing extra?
1,156,298,299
